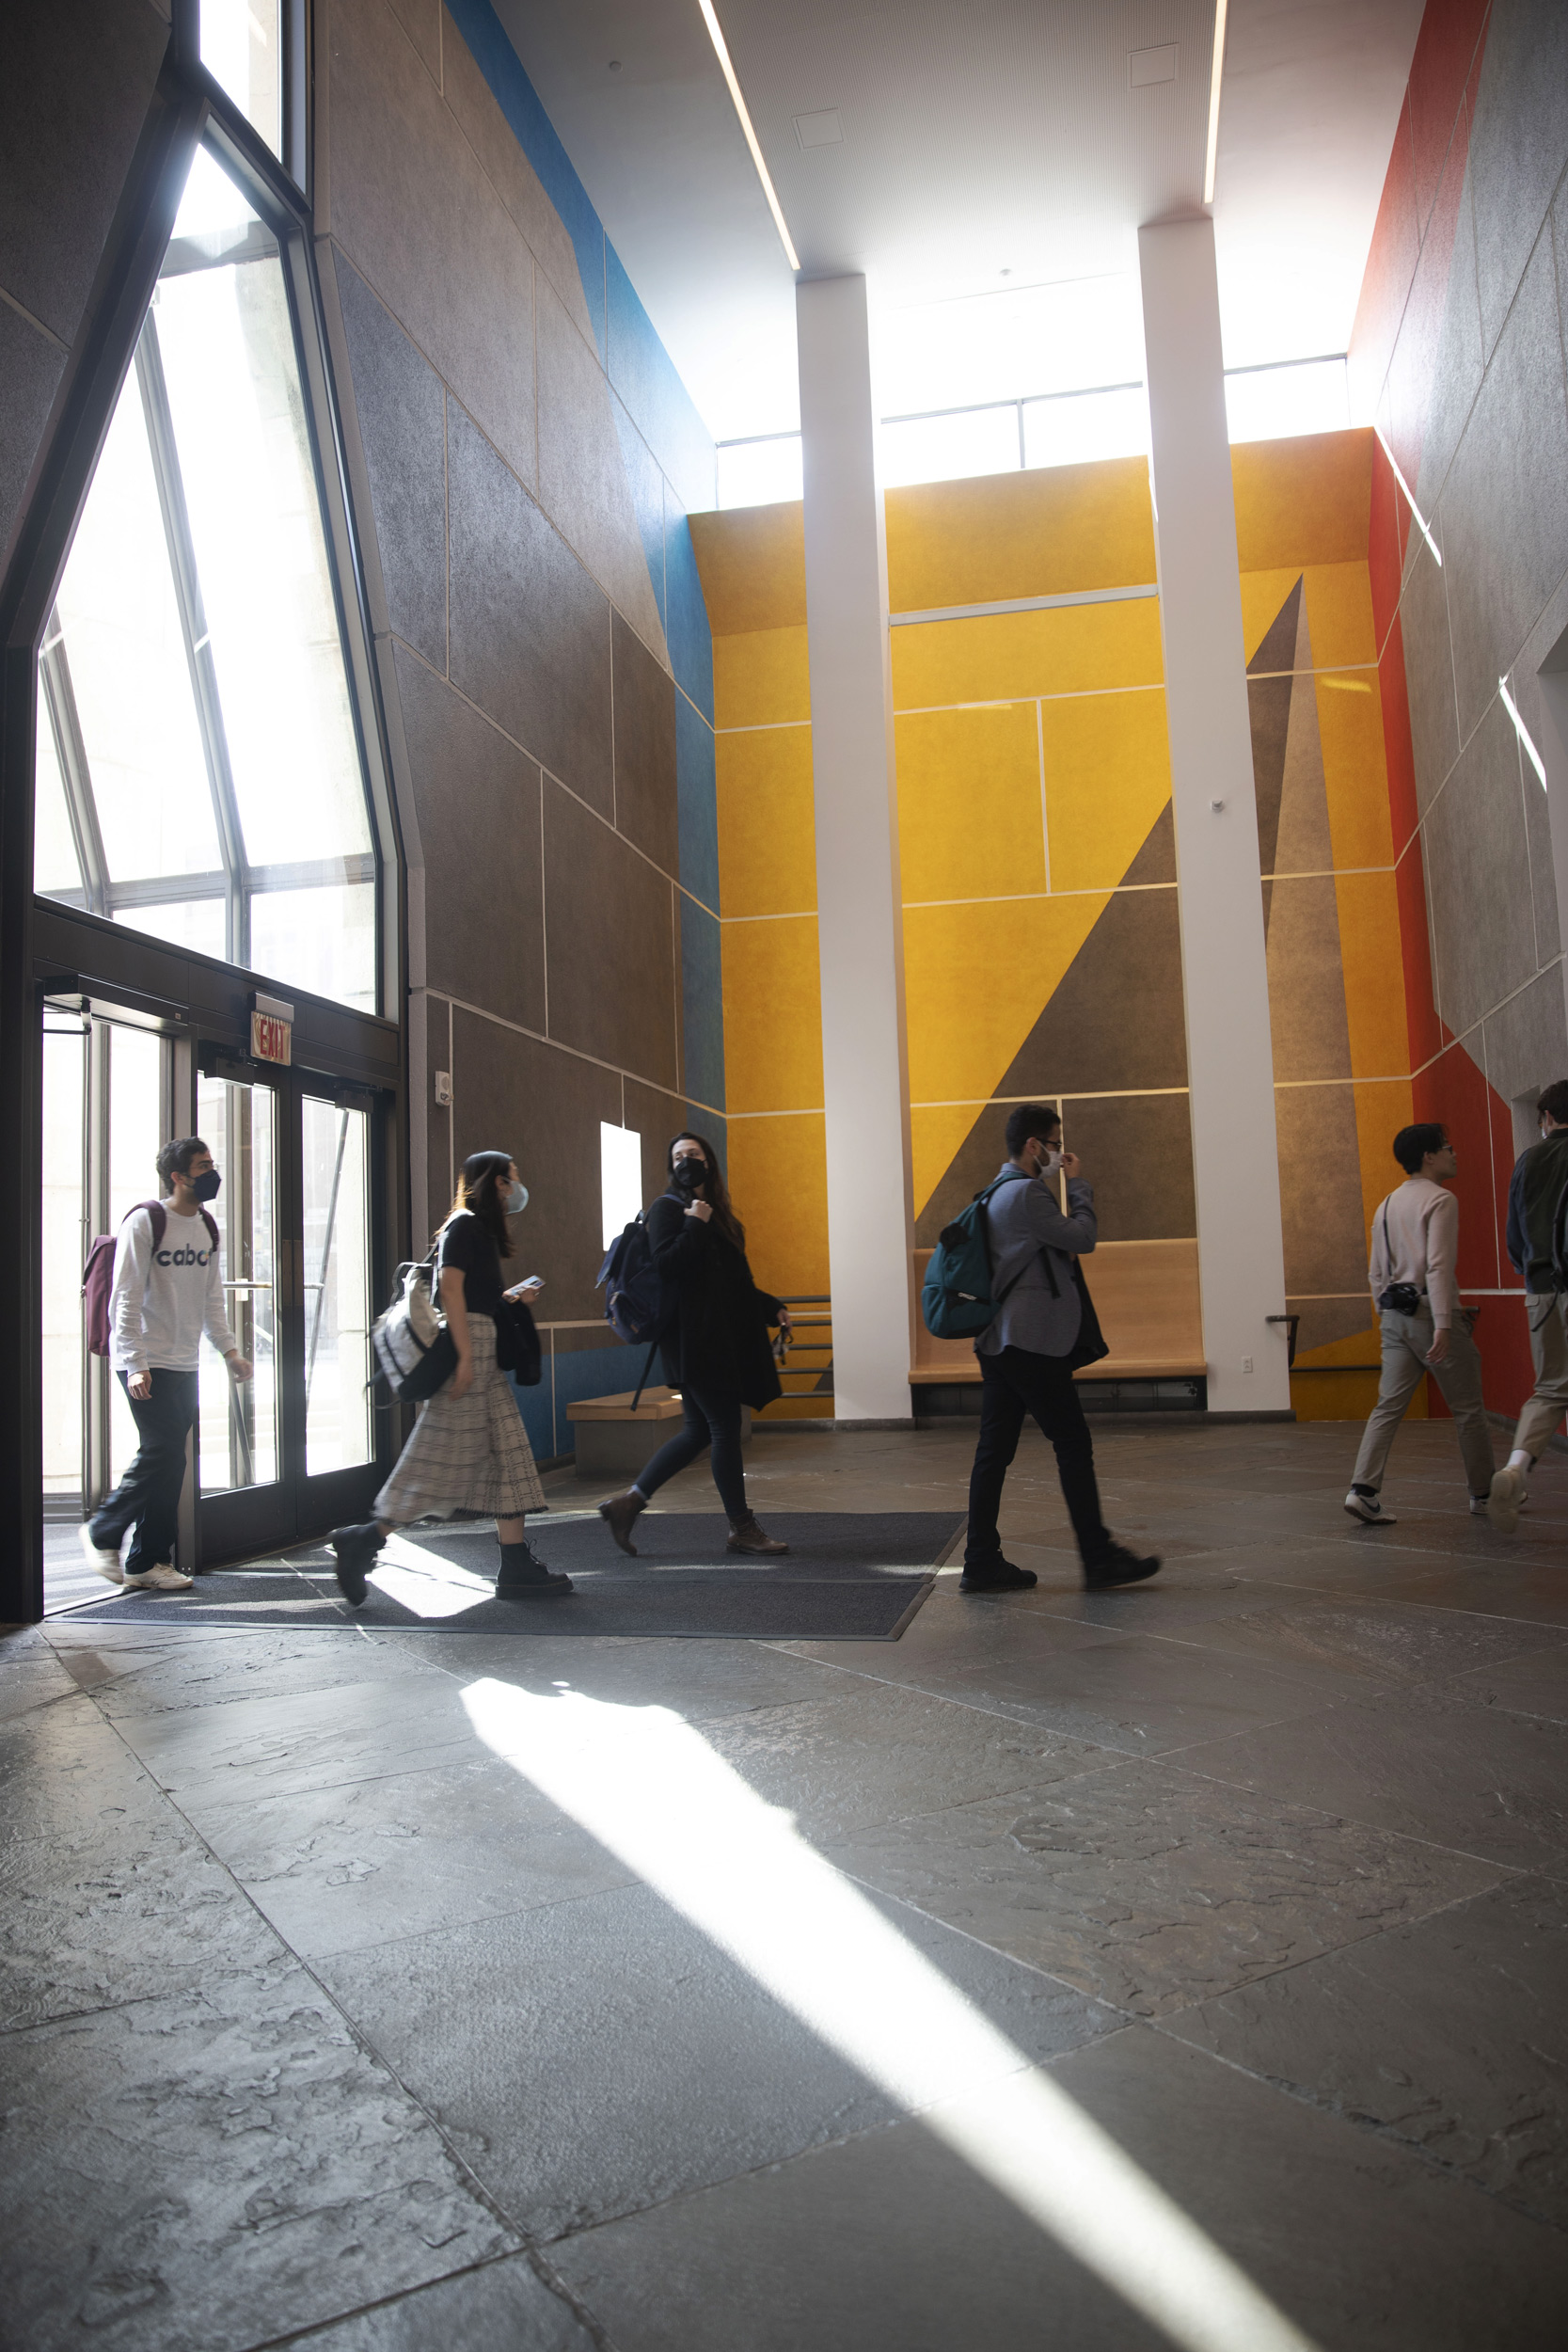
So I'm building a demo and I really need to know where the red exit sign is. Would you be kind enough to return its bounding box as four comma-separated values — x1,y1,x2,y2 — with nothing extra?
250,1010,292,1065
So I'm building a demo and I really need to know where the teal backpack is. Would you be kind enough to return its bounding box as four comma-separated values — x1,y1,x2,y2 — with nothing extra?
921,1179,1011,1340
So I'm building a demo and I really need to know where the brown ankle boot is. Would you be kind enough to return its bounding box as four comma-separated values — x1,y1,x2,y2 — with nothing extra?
598,1489,645,1555
726,1514,789,1556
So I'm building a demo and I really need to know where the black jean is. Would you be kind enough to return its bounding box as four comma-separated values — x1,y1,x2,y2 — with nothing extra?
89,1370,199,1576
965,1345,1110,1567
634,1386,749,1520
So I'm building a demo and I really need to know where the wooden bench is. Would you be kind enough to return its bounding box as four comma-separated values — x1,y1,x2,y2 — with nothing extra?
911,1238,1205,1391
565,1386,752,1478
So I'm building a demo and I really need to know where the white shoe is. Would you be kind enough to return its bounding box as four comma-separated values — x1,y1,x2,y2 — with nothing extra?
78,1523,123,1583
1487,1463,1528,1534
1344,1489,1397,1525
121,1562,194,1592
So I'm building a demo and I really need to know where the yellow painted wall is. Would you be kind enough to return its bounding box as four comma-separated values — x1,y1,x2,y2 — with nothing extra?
692,429,1411,1421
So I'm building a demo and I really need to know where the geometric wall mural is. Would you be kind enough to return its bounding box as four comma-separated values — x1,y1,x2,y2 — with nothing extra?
913,800,1195,1248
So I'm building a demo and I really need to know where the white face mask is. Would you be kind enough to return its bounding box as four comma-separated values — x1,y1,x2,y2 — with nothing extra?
503,1179,528,1215
1036,1145,1063,1176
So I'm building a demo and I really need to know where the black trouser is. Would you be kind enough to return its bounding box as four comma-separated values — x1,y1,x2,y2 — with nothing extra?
634,1386,748,1520
88,1370,199,1576
965,1345,1110,1567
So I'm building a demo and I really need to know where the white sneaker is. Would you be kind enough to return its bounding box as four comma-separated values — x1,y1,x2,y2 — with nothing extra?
78,1524,123,1583
1487,1463,1528,1534
1344,1489,1397,1525
121,1562,194,1592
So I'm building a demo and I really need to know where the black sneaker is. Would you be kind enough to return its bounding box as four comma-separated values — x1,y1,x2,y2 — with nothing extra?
496,1542,574,1599
1083,1543,1162,1590
330,1520,384,1608
959,1557,1038,1593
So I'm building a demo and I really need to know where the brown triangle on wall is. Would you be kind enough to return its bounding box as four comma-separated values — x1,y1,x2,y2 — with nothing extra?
1247,575,1303,892
914,803,1185,1245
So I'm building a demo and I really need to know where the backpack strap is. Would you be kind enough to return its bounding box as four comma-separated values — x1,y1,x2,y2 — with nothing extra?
630,1340,659,1413
129,1200,219,1253
125,1200,166,1251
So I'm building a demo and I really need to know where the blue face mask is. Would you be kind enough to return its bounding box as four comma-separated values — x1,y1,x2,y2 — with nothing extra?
191,1168,222,1201
503,1179,528,1216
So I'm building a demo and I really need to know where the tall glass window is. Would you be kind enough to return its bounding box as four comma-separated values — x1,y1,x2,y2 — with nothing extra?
35,140,378,1012
200,0,284,159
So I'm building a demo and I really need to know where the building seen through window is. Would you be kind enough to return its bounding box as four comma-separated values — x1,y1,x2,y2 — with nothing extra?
34,142,377,1012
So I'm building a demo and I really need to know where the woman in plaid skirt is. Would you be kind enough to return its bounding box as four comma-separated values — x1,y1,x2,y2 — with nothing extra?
329,1151,571,1605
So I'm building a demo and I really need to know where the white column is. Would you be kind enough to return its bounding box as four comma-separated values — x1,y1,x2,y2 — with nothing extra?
1138,218,1291,1414
797,274,915,1424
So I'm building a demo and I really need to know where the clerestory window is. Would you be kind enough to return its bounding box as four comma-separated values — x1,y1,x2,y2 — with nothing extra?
35,139,378,1012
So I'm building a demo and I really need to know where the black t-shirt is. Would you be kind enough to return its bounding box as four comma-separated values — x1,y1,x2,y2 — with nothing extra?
437,1211,506,1320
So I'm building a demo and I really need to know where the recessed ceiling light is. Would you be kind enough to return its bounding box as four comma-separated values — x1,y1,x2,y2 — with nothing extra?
698,0,800,271
1204,0,1230,202
609,59,622,72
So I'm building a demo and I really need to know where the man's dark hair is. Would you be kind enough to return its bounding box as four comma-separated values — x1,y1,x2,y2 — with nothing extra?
1536,1080,1568,1125
155,1136,210,1193
1393,1121,1448,1176
1005,1103,1061,1157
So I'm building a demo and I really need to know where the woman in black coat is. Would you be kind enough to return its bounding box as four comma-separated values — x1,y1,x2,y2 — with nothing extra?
598,1131,792,1556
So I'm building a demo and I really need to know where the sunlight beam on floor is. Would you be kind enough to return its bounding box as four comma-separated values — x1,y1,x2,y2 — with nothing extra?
460,1679,1320,2352
365,1534,497,1620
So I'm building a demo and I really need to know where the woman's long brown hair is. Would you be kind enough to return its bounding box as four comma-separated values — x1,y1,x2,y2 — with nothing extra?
441,1148,516,1258
668,1132,744,1252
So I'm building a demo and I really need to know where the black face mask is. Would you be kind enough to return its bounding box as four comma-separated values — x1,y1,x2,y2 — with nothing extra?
191,1169,222,1201
671,1158,705,1195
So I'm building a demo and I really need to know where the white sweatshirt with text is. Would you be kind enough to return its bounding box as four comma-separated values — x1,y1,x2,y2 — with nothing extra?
109,1204,239,1375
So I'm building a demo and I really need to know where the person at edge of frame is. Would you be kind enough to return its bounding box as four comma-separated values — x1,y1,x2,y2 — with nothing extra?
1488,1078,1568,1532
328,1149,566,1605
79,1136,253,1594
596,1131,793,1559
1344,1120,1496,1526
960,1102,1163,1595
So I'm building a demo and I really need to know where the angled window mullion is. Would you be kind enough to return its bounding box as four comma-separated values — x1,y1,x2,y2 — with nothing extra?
134,312,247,964
39,614,110,916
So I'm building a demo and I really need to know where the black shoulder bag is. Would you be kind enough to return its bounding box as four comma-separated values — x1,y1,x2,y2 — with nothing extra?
1036,1245,1111,1372
1374,1203,1422,1314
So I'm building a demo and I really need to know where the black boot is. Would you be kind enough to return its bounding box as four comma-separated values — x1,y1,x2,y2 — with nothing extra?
330,1520,384,1608
496,1539,573,1599
597,1489,645,1555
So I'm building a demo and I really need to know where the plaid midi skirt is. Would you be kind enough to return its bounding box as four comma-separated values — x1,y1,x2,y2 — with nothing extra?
374,1313,545,1522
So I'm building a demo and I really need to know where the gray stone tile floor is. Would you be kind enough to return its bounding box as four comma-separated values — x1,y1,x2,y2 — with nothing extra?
5,1419,1568,2346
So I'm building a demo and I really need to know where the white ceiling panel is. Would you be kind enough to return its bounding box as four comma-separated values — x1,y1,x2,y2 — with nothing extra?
495,0,1423,448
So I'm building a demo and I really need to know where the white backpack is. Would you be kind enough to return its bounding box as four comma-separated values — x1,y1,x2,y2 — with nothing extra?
372,1250,455,1401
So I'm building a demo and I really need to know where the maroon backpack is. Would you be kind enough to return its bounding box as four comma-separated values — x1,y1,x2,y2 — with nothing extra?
83,1200,220,1358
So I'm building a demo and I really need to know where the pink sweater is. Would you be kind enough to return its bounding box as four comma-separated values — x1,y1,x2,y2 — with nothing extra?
1368,1177,1461,1327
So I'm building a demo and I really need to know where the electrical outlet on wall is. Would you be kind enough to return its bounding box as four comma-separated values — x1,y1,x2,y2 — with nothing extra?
1242,1356,1254,1373
434,1070,452,1107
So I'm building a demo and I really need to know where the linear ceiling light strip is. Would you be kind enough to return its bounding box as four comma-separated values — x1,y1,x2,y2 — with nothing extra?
1203,0,1229,205
697,0,800,271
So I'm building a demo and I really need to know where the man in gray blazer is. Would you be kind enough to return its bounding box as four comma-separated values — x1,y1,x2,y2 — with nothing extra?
962,1104,1162,1594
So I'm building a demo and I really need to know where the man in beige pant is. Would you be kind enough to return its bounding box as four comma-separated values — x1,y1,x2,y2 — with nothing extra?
1345,1121,1495,1525
1488,1080,1568,1532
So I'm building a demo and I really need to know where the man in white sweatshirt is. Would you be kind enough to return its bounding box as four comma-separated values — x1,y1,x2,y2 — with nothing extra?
80,1136,252,1592
1345,1121,1495,1524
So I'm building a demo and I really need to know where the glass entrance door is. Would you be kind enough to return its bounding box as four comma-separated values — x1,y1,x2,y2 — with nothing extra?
195,1052,389,1561
192,1066,292,1558
40,1006,390,1608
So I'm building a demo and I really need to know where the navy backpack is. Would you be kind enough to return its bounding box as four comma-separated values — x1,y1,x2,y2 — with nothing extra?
595,1209,669,1408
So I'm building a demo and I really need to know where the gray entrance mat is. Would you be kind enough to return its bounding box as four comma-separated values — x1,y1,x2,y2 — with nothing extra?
64,1512,962,1640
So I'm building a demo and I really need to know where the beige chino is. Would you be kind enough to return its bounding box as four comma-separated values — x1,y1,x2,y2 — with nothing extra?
1351,1304,1496,1499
